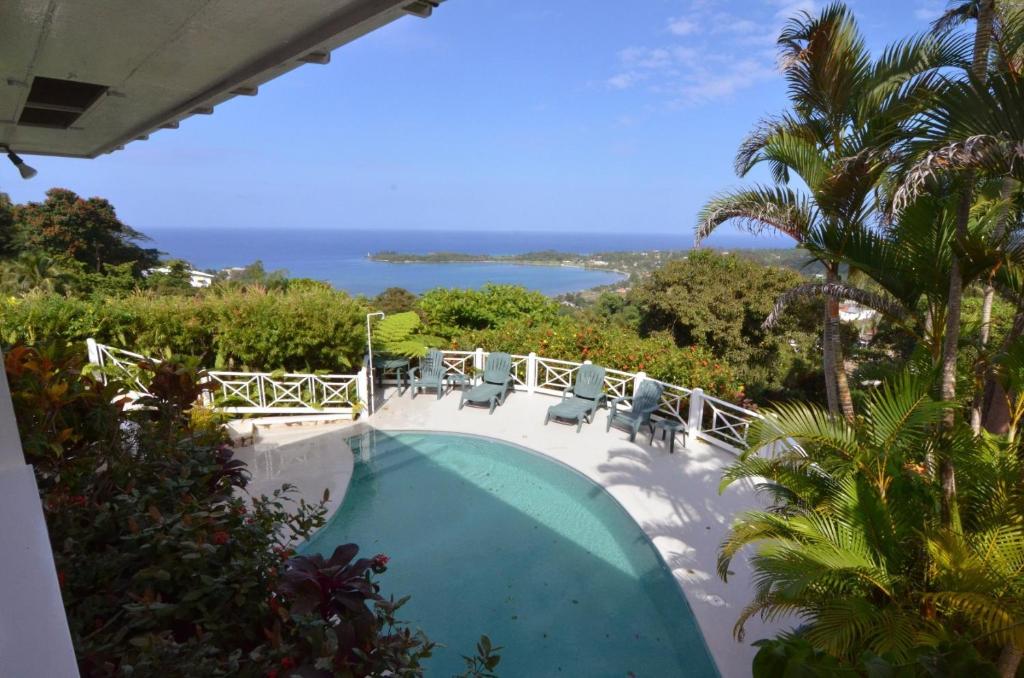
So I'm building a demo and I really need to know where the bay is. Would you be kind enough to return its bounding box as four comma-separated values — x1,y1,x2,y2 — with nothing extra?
144,228,765,296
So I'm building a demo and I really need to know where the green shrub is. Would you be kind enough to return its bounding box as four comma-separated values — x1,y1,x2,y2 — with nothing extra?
0,287,367,372
460,315,743,400
418,284,558,337
630,250,821,400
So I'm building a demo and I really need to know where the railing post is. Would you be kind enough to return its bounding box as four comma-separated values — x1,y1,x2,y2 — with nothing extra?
688,387,704,435
526,352,537,393
86,338,101,366
356,366,369,419
632,371,647,397
474,347,485,371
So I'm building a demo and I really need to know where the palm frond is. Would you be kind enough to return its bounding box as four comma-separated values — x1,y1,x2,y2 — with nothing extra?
695,185,817,244
762,282,908,330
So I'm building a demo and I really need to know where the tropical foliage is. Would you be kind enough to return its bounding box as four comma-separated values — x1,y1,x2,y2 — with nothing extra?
719,372,1023,675
4,344,441,676
418,284,559,338
707,2,1024,674
460,314,743,399
8,188,160,274
697,2,963,419
0,286,368,372
631,250,821,399
372,311,445,358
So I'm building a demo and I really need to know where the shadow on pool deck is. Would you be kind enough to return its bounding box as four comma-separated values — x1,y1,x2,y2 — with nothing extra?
302,430,720,678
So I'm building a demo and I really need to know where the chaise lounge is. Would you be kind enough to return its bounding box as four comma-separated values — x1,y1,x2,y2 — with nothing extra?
544,363,606,432
459,352,514,414
606,379,664,442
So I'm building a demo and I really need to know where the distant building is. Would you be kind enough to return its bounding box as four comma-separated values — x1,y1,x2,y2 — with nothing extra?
839,301,878,323
145,267,214,288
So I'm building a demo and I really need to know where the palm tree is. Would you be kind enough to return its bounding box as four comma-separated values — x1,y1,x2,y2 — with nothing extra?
0,252,70,295
697,3,958,421
762,192,1013,365
718,372,1024,674
895,4,1024,530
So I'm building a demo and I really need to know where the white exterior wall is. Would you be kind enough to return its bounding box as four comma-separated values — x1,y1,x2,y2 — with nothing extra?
0,350,79,677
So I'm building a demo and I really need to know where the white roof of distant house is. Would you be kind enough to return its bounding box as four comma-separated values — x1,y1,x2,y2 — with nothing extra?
145,267,214,288
1,0,442,158
839,301,878,323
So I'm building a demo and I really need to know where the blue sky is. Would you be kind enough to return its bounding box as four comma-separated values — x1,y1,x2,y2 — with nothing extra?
4,0,946,239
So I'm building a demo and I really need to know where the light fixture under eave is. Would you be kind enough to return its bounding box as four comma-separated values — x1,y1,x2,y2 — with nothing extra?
2,147,38,179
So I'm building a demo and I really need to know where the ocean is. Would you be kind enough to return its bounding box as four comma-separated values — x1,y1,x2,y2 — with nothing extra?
145,228,775,297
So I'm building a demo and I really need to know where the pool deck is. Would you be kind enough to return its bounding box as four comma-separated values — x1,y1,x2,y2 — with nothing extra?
237,388,785,678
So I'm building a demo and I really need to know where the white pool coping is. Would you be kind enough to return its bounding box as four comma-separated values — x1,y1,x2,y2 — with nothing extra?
237,388,785,677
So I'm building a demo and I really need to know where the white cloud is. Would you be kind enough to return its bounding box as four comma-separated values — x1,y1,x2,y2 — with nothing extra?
913,1,945,22
604,1,805,105
667,17,699,36
606,72,642,90
768,0,817,20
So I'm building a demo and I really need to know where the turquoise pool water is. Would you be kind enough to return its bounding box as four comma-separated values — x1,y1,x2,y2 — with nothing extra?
302,431,718,677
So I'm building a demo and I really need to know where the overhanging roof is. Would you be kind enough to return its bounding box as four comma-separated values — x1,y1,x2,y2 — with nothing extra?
0,0,440,159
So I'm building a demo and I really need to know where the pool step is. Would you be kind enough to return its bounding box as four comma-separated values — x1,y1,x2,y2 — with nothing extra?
347,434,454,475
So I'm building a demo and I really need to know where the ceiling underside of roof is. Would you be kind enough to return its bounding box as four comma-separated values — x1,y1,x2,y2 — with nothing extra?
0,0,437,158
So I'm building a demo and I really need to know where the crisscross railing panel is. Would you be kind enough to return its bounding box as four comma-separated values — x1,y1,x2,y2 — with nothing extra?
697,394,759,453
87,341,361,416
535,357,580,395
440,351,475,377
602,369,634,400
651,381,692,425
205,371,359,414
90,342,155,394
509,354,529,387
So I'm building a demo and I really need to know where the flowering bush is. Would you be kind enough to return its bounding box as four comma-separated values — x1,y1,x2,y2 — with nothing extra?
460,316,744,401
5,344,449,676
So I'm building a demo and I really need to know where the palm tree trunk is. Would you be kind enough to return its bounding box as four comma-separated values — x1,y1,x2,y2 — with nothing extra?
996,640,1022,678
830,296,855,422
938,185,969,533
972,284,996,433
938,0,995,532
973,178,1014,432
823,300,840,416
971,0,995,82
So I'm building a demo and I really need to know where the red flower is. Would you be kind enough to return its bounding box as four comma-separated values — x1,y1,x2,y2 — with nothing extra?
266,670,279,678
280,656,297,670
372,553,390,568
212,531,230,545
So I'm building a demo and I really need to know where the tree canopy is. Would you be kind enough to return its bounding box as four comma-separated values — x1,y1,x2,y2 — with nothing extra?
11,188,159,273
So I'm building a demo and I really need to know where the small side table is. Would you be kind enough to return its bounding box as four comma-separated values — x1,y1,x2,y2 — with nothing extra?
651,420,687,454
447,372,475,391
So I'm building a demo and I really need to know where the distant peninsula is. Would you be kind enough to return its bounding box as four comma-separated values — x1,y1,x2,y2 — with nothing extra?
368,248,825,278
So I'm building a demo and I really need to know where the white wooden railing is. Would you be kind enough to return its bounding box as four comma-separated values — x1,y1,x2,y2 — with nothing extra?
86,340,763,453
87,339,366,417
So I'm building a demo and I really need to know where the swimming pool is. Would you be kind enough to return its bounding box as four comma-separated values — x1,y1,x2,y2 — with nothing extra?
302,431,719,677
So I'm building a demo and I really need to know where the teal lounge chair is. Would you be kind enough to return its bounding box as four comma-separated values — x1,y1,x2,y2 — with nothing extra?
459,352,513,414
410,348,446,399
544,364,606,432
606,380,664,442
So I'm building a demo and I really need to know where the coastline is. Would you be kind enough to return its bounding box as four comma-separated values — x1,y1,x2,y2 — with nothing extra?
370,256,630,278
